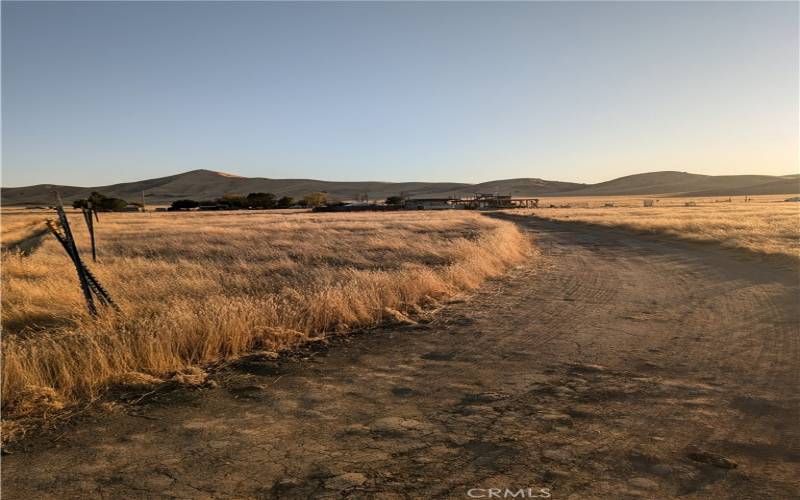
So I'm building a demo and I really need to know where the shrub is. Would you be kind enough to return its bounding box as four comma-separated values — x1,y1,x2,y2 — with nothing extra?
276,196,294,209
303,192,327,208
385,195,404,205
171,199,199,210
216,195,247,209
246,192,276,209
73,192,129,211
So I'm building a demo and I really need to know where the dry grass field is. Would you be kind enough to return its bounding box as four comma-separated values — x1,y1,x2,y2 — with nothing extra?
0,211,50,252
508,194,800,261
1,210,529,424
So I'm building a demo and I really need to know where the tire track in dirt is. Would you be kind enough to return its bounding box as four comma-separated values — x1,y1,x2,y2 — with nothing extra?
3,216,798,499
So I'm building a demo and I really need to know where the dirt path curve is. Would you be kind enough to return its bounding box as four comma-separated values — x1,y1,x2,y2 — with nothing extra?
4,216,799,499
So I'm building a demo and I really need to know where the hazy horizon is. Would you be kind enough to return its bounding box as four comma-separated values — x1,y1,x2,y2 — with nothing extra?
3,2,798,188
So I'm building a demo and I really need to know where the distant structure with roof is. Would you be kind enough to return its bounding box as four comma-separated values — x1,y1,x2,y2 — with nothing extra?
404,193,539,210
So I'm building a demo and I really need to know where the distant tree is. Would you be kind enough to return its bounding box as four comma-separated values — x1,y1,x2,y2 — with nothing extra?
171,199,199,210
88,191,107,207
246,192,276,209
295,199,308,208
74,191,128,211
303,192,327,208
216,194,247,209
276,196,294,209
105,198,129,211
385,195,404,205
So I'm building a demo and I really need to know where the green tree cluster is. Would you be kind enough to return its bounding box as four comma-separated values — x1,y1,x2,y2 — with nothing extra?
170,199,199,210
169,192,300,210
245,192,276,209
276,196,294,208
72,192,129,211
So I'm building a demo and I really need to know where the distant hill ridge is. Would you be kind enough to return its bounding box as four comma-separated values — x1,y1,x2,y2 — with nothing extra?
2,169,798,205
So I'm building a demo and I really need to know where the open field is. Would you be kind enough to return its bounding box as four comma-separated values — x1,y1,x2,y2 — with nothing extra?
3,216,798,498
506,194,800,262
1,210,529,425
0,211,50,253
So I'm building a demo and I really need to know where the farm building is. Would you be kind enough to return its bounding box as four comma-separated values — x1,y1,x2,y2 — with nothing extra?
464,194,539,209
404,194,539,210
312,203,402,212
404,198,462,210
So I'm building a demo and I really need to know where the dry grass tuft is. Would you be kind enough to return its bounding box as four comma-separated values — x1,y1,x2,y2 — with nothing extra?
1,210,529,421
169,367,208,387
382,307,418,326
6,385,65,418
108,372,164,392
1,419,26,445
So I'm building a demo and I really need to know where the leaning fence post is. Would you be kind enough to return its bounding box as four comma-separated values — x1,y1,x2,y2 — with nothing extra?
47,191,118,317
82,200,97,262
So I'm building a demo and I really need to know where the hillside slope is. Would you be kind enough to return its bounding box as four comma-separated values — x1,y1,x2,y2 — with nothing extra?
0,170,584,205
683,176,800,197
557,171,797,196
2,170,797,205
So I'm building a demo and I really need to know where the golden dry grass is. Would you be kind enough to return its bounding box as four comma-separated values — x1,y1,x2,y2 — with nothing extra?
0,210,49,251
1,210,529,420
509,194,800,261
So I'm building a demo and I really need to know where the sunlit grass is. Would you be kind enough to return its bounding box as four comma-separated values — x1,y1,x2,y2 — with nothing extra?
509,195,800,261
1,210,529,420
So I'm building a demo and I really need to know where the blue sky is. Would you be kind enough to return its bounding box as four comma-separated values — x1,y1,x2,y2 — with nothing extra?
2,1,798,187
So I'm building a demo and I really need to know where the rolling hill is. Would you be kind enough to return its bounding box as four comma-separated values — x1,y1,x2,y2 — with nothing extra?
0,170,586,205
1,170,797,205
556,171,799,197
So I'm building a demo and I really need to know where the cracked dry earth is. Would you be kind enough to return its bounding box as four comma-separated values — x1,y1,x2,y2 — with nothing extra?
3,216,799,499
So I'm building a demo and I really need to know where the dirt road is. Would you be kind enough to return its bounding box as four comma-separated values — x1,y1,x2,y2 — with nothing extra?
4,216,799,499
